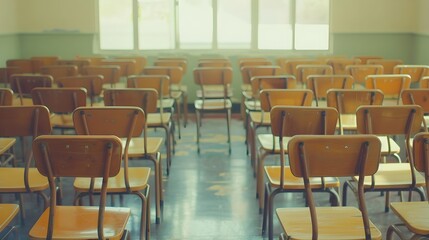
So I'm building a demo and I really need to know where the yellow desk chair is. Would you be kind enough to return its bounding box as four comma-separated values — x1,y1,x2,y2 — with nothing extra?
295,64,333,87
30,135,132,240
326,89,384,135
9,74,53,106
261,106,340,240
387,132,429,240
277,135,382,240
365,74,411,105
72,107,155,239
56,59,91,75
56,75,104,106
82,65,121,88
327,58,361,74
401,89,429,131
0,105,51,224
343,105,426,212
39,65,79,83
193,67,233,154
367,59,403,74
394,65,429,83
305,74,354,106
345,64,384,88
0,204,19,239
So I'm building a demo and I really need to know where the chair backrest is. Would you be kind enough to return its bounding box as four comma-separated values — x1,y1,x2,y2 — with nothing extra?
287,134,381,240
198,60,232,68
32,88,87,114
31,56,59,73
75,56,107,66
0,67,23,87
127,75,170,98
56,59,91,75
32,135,122,240
326,58,361,75
0,105,51,138
327,89,384,115
0,88,13,106
412,132,429,198
101,59,137,77
393,65,429,83
281,59,324,76
367,59,403,74
420,76,429,88
306,75,354,105
238,59,272,68
240,65,280,85
103,88,158,114
39,65,79,83
270,106,338,137
10,74,53,105
154,59,187,74
82,66,121,86
345,64,384,85
116,56,147,74
401,89,429,113
250,75,296,98
193,67,233,86
56,75,104,106
365,74,411,101
296,65,333,85
6,59,35,73
354,56,383,64
259,89,313,112
142,66,183,85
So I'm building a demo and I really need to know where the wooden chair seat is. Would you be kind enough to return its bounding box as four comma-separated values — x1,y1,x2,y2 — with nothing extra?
0,138,15,154
337,114,357,131
258,135,291,153
0,204,19,232
196,85,233,99
49,114,74,129
194,99,232,110
29,206,130,240
124,138,163,157
390,201,429,235
0,168,48,192
146,113,173,125
265,166,339,190
249,112,271,126
12,96,33,106
74,167,150,192
277,207,382,240
356,163,426,189
244,100,261,111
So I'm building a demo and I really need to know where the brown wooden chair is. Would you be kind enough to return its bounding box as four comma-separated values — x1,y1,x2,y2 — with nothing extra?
367,59,403,74
279,59,324,77
354,56,383,64
6,59,35,73
153,59,189,127
277,135,382,240
306,74,354,106
30,135,131,240
194,67,233,154
326,89,384,135
394,65,429,83
9,74,53,106
75,56,107,66
0,105,51,224
56,59,91,75
345,64,384,87
254,90,314,207
0,67,22,87
295,64,333,86
327,58,361,74
39,65,79,83
116,56,147,74
72,107,155,238
261,106,340,240
365,74,411,104
83,65,121,88
56,75,104,106
31,56,59,73
401,89,429,131
143,66,184,138
387,132,429,240
0,204,19,239
101,59,137,77
343,105,426,212
32,88,87,133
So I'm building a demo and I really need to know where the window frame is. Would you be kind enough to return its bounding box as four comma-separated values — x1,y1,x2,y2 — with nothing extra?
95,0,332,53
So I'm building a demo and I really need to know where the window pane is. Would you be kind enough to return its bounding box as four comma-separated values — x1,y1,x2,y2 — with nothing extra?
179,0,213,49
99,0,134,50
217,0,251,49
138,0,175,49
258,0,292,50
295,0,330,50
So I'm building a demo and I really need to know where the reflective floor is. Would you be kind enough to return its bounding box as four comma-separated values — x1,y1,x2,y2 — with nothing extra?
4,114,418,239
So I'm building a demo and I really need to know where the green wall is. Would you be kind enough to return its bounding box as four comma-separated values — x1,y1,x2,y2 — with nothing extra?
413,34,429,65
0,34,21,67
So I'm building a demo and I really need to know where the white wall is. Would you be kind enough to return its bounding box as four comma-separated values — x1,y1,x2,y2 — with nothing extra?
0,0,18,33
331,0,416,33
16,0,96,33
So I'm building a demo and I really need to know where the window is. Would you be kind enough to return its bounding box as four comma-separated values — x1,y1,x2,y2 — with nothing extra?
98,0,330,51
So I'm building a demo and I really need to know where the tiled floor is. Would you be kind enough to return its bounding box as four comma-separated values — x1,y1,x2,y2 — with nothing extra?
3,114,420,239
